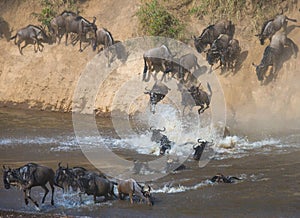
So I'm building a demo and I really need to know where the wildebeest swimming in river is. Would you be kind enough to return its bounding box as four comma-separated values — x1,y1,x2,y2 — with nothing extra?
252,31,297,84
2,163,55,209
144,81,170,114
10,25,49,55
256,14,297,45
193,20,235,53
210,173,241,183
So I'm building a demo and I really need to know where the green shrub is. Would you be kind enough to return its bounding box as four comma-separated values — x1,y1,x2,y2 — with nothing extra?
137,0,185,39
33,0,79,27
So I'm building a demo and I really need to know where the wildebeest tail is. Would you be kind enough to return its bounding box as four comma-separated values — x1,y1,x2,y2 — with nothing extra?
142,57,148,81
286,17,297,22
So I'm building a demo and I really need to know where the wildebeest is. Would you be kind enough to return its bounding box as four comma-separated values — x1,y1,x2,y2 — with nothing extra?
10,25,49,55
252,31,297,83
144,81,170,114
159,135,172,155
54,162,89,192
206,33,241,73
2,163,55,208
182,82,212,114
77,172,117,203
210,173,241,183
256,14,297,45
193,139,209,160
150,126,166,143
95,28,115,66
176,53,201,82
142,45,174,81
49,10,77,44
117,178,152,205
193,20,235,53
65,15,97,52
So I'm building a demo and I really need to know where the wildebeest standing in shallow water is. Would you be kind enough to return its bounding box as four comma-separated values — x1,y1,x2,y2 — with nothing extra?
77,172,117,203
2,163,55,209
117,178,153,205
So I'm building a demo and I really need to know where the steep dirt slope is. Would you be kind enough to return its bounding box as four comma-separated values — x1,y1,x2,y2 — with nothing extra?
0,0,299,131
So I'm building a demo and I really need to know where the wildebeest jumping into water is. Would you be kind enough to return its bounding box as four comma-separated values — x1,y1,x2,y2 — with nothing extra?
144,81,170,114
193,20,235,53
142,45,175,81
178,82,212,115
10,25,49,55
256,14,297,45
193,139,210,160
252,31,297,84
2,163,55,209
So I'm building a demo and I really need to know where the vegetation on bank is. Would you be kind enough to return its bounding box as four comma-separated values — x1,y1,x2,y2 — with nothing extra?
136,0,185,39
136,0,297,40
32,0,79,27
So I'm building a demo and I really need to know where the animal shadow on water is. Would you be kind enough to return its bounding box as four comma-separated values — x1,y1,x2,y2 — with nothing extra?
263,44,298,86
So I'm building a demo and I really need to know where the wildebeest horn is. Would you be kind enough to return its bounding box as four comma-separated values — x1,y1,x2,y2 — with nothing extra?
197,138,203,143
92,16,96,23
2,165,6,170
159,127,166,132
150,126,155,131
58,162,62,167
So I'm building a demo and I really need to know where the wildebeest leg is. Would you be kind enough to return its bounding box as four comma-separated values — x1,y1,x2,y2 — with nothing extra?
26,188,39,208
20,41,29,55
129,192,134,204
23,189,29,205
49,181,55,205
198,105,204,114
41,185,49,204
93,194,97,204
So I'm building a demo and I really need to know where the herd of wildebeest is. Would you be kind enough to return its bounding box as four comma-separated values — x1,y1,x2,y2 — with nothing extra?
2,9,299,209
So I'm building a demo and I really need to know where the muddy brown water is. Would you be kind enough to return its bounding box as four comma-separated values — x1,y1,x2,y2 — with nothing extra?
0,108,299,217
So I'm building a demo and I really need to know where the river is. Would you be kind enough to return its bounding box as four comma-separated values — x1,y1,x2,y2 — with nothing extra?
0,107,299,217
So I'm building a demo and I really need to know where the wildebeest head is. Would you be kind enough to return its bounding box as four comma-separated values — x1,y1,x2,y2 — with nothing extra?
252,63,266,82
54,162,75,190
2,166,20,189
193,35,206,53
193,139,208,160
206,48,220,66
144,81,170,114
159,135,172,155
150,126,166,143
141,184,153,205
